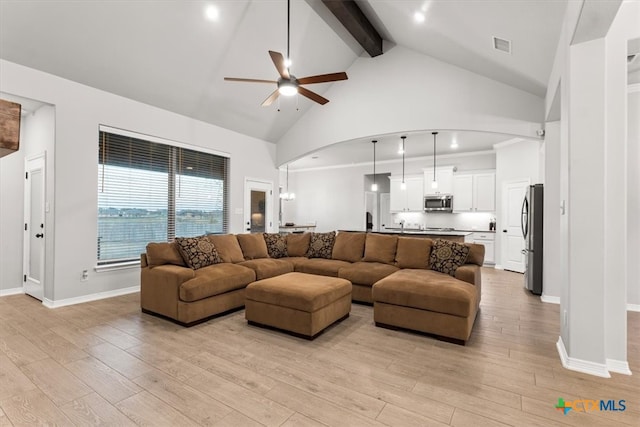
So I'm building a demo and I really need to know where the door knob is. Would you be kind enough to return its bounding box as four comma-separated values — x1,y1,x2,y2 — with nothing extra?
35,233,44,238
502,230,507,233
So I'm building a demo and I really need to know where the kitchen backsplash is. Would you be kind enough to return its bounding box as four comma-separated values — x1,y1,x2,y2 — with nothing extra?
389,211,495,231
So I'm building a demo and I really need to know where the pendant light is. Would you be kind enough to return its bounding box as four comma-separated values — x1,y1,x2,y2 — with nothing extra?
371,140,378,192
280,164,295,200
431,132,438,189
400,135,407,190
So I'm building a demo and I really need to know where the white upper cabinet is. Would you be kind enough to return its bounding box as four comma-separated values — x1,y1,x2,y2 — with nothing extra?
423,167,454,195
452,171,495,212
389,175,424,212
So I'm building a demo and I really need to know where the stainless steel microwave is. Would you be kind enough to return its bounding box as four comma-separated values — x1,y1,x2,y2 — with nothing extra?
424,195,453,212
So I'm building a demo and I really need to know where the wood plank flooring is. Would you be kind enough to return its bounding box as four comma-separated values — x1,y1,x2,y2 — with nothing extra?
0,268,638,426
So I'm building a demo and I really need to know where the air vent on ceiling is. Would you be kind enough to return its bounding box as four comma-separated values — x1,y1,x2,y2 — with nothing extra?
493,36,511,54
628,54,637,64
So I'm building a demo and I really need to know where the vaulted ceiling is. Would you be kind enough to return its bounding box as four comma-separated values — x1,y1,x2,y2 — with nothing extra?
0,0,567,147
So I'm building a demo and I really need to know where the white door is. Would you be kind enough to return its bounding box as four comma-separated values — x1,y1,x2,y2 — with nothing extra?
23,154,46,300
244,179,273,233
502,180,529,273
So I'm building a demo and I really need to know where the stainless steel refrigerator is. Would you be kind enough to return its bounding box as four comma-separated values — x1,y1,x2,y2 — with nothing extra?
522,184,543,295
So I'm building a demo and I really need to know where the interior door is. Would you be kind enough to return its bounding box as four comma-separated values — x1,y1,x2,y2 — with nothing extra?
502,180,529,273
23,154,46,300
244,179,272,233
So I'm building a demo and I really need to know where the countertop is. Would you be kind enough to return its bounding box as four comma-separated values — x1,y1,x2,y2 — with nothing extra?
380,229,472,237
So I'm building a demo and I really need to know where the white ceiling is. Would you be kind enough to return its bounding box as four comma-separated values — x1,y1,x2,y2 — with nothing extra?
1,0,567,150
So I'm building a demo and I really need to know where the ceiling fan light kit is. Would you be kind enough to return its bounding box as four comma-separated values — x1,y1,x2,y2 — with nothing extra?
224,0,348,108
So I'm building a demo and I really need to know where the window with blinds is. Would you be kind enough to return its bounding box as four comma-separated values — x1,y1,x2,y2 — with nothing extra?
97,129,229,265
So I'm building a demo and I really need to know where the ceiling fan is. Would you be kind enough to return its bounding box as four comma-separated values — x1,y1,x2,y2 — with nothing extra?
224,0,348,107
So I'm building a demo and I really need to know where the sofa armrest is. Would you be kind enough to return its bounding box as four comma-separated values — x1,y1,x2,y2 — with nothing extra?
140,253,148,268
140,264,195,319
455,264,481,294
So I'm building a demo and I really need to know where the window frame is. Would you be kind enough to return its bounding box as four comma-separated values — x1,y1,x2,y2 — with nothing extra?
96,125,230,268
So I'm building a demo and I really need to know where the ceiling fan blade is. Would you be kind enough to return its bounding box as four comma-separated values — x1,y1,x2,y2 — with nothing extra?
262,89,280,107
224,77,276,84
298,86,329,105
269,51,290,79
297,72,348,85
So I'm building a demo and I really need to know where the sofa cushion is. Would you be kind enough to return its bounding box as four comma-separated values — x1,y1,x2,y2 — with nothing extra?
179,263,256,302
286,233,311,257
395,237,432,269
338,262,399,286
465,242,486,267
239,258,294,280
295,258,351,277
146,242,186,267
373,269,478,317
332,232,366,262
263,233,288,258
307,231,336,259
429,239,470,276
237,233,269,260
208,234,245,263
175,236,222,270
363,233,398,264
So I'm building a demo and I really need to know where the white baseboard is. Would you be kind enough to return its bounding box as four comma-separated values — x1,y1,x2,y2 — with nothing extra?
607,359,632,375
541,294,560,304
628,304,640,312
43,285,140,309
494,264,504,270
556,336,611,378
0,287,24,297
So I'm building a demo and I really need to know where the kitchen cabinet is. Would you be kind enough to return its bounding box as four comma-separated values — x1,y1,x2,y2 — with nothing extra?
470,232,495,265
423,167,454,195
389,176,424,212
452,171,495,212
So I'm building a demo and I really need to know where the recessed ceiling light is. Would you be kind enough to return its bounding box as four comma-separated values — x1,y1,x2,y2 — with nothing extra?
450,142,458,149
205,5,219,21
414,11,425,23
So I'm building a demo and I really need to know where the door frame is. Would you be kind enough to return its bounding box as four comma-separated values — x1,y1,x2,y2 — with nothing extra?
23,152,47,301
500,178,530,273
244,178,274,233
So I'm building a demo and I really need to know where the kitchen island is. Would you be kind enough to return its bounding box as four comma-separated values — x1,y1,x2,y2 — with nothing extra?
340,228,473,243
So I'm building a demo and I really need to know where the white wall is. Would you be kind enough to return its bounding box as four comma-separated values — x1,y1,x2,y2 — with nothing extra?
283,151,495,233
543,121,561,302
277,45,544,165
0,60,278,303
494,140,542,268
628,86,640,308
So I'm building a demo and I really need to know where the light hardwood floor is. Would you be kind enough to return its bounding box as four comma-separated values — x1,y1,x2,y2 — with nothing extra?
0,268,638,426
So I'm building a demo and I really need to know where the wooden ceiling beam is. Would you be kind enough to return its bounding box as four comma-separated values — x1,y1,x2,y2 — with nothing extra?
321,0,383,57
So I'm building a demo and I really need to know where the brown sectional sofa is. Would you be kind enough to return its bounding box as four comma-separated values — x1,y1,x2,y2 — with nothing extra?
140,231,484,343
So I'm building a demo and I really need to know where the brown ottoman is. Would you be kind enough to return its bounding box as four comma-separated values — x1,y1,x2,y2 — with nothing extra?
245,272,352,339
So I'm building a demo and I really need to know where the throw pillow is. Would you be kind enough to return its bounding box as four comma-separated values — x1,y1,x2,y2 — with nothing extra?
236,233,269,260
306,231,336,259
175,235,222,270
263,233,288,258
429,239,470,276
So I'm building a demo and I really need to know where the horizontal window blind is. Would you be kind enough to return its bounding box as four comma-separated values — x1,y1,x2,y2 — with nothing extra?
98,130,229,264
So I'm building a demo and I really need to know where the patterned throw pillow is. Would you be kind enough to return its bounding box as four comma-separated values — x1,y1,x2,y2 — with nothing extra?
263,233,288,258
429,239,470,276
175,235,222,270
306,231,336,259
